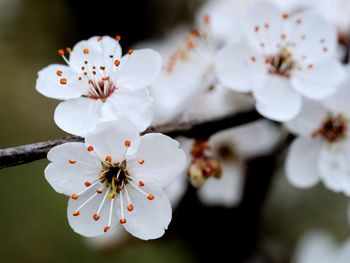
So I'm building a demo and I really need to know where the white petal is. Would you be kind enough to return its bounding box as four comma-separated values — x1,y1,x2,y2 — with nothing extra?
101,87,153,132
293,231,337,263
215,41,266,92
85,119,140,164
291,59,346,100
45,142,101,196
197,162,243,207
164,173,187,208
127,133,186,188
112,49,161,90
285,99,328,137
68,187,121,237
318,141,350,195
84,227,128,249
323,67,350,113
196,0,242,44
244,2,283,54
150,62,208,124
69,36,122,76
210,120,281,159
54,97,103,136
285,137,321,188
338,238,350,263
120,181,172,240
286,11,338,63
253,76,302,121
36,64,84,100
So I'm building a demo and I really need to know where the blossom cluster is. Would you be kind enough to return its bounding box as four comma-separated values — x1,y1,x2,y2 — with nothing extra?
34,0,350,256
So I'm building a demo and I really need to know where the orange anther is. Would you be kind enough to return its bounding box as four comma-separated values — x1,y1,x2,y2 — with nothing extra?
58,49,65,56
56,70,63,76
68,159,76,164
282,13,289,19
102,77,109,81
147,194,155,200
87,145,94,152
115,35,121,41
93,214,100,221
138,159,145,165
96,189,103,194
84,181,91,187
71,194,78,200
124,140,131,147
73,211,80,216
128,49,134,55
65,47,71,53
83,48,89,54
251,56,256,62
108,193,116,199
127,204,134,212
117,185,123,191
105,155,112,162
138,181,145,187
264,23,269,29
60,78,67,85
120,218,127,224
114,59,120,67
100,66,106,70
104,226,110,232
254,26,259,32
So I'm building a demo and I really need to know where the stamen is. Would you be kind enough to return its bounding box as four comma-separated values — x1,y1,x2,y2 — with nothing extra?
119,189,126,224
104,197,114,232
56,70,63,76
124,186,134,212
138,159,145,165
124,140,131,147
138,181,145,187
128,49,134,55
115,35,121,41
114,60,120,67
60,78,67,85
83,48,89,54
87,145,94,152
95,187,109,219
93,214,100,221
73,211,80,216
58,49,65,56
84,181,91,187
75,192,99,212
65,47,71,54
105,155,112,162
71,193,78,200
147,194,155,201
68,159,76,164
104,226,110,232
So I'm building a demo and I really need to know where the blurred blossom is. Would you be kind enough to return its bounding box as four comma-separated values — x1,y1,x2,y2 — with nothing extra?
0,0,20,26
36,36,161,136
285,67,350,195
180,120,282,207
293,230,350,263
137,24,253,124
45,119,186,240
215,2,345,122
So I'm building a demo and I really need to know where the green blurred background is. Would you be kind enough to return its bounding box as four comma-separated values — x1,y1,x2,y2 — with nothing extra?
0,0,349,262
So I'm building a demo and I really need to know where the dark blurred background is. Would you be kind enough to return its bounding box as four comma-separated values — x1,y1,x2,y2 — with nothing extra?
0,0,349,262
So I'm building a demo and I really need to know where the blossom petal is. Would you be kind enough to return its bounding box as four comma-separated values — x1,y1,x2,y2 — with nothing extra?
210,120,281,159
119,181,172,240
84,119,140,164
45,142,101,196
112,49,161,90
215,41,266,92
253,76,302,121
285,99,328,137
244,2,283,54
67,187,121,237
54,97,103,136
127,133,186,188
291,59,346,100
285,137,321,188
286,11,338,63
197,162,243,207
323,67,350,113
101,87,153,132
36,64,84,100
318,141,350,195
69,36,122,76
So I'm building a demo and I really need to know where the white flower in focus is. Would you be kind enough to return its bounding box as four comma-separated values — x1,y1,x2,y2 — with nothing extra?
285,71,350,195
215,2,346,122
183,120,281,207
85,227,128,250
293,231,350,263
36,36,161,136
45,119,186,240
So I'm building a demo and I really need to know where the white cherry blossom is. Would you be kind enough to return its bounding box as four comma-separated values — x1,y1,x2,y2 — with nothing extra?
45,118,186,240
285,70,350,195
215,2,346,122
181,120,281,207
36,36,161,136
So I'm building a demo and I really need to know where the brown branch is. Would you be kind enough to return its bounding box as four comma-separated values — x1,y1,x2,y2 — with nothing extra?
0,109,261,169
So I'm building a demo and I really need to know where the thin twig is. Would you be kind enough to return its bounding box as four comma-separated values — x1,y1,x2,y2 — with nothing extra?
0,109,261,169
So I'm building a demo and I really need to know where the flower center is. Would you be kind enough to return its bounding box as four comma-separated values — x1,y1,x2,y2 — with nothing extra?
100,160,130,196
85,80,116,101
312,114,347,143
265,48,294,77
